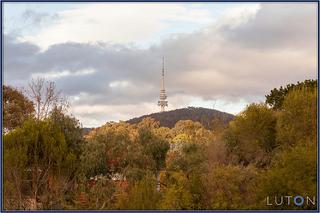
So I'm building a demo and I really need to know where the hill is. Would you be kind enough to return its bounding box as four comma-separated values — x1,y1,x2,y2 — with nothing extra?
127,107,235,129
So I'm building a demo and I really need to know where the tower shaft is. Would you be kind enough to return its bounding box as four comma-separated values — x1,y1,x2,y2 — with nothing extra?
158,57,168,112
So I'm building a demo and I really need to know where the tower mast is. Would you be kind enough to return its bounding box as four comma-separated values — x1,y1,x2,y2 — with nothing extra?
158,57,168,112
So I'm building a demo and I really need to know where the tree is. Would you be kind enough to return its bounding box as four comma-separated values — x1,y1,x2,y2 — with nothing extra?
86,176,115,210
3,109,82,210
122,174,160,210
265,79,317,110
4,119,76,209
28,78,67,120
138,126,169,173
257,143,317,210
80,140,108,179
49,107,84,159
207,137,228,166
3,127,29,209
204,164,258,210
167,142,207,177
224,103,277,167
160,172,193,210
171,120,213,145
136,125,169,191
3,85,34,131
276,87,317,147
84,122,133,178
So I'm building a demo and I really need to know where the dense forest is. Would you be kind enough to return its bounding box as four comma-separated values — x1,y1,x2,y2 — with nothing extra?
3,78,317,210
127,107,235,129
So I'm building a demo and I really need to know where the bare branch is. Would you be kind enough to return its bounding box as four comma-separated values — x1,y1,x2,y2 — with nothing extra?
27,77,69,120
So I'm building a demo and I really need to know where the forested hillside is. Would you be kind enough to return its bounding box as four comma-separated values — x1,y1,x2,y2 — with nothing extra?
127,107,234,129
3,79,317,210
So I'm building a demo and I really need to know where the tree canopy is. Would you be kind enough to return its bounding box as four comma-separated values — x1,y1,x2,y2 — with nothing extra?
3,79,317,210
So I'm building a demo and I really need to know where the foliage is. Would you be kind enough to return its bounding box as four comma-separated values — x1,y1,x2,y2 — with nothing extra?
86,177,116,209
3,79,317,210
84,122,133,177
167,142,207,176
122,174,160,210
265,79,317,110
4,119,77,209
3,85,34,131
257,143,317,210
224,103,277,167
137,125,170,173
204,164,258,209
160,172,193,210
80,140,108,178
276,87,317,147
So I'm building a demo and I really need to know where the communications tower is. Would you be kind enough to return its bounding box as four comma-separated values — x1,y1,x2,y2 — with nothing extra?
158,57,168,112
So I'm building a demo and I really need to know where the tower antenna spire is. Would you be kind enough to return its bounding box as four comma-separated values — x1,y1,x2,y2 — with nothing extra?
162,56,164,76
158,56,168,112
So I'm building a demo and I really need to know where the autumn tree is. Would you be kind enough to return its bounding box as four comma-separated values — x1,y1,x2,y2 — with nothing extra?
204,164,258,209
123,174,160,210
160,172,193,210
3,85,34,131
83,122,134,178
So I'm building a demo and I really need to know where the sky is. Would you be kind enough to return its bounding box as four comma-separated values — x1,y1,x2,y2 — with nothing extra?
3,2,318,127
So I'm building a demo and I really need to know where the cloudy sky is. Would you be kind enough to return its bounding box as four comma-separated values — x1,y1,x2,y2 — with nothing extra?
3,3,317,127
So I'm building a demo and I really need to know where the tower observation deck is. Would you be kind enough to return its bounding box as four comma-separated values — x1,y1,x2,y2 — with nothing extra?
158,57,168,112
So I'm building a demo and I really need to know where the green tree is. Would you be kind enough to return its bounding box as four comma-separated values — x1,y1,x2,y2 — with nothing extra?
4,119,76,209
265,79,317,110
224,103,277,167
257,143,317,210
80,140,108,179
138,126,170,173
276,87,317,147
3,127,29,209
84,122,133,177
136,125,169,192
167,142,207,177
3,85,34,131
49,107,84,157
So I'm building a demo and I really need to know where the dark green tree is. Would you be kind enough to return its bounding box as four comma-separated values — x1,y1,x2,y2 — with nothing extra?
265,79,317,110
4,119,77,209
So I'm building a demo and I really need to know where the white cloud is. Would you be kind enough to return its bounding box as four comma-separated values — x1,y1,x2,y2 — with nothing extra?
71,102,159,127
31,68,96,79
216,3,261,29
21,3,218,50
109,80,130,89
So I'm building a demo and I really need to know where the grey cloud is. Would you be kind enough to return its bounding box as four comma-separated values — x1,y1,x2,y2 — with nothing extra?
221,3,317,50
4,34,40,82
4,3,317,115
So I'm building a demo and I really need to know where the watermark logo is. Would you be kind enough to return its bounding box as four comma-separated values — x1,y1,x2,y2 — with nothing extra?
266,195,316,207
